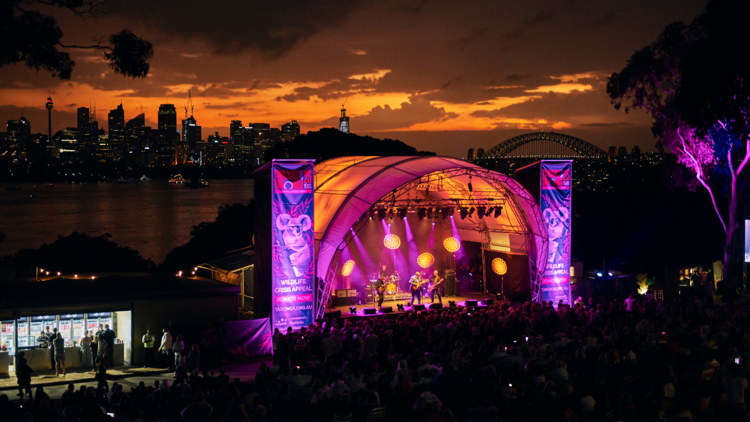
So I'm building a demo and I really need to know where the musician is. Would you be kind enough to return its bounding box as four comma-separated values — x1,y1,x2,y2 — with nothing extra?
378,264,389,280
428,270,444,304
408,271,423,306
375,275,386,308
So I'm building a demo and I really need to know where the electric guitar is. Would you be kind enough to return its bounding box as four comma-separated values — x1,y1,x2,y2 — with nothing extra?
377,277,386,294
411,277,427,291
429,277,444,292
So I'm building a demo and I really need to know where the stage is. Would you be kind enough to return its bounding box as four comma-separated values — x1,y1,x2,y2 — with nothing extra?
325,290,506,320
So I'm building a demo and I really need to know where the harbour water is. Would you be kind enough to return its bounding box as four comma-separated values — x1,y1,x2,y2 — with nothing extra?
1,179,254,263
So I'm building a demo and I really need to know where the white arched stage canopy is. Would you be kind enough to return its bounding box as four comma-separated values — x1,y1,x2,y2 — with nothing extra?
311,156,549,318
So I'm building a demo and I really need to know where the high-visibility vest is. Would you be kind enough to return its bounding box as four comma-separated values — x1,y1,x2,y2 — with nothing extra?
143,334,155,348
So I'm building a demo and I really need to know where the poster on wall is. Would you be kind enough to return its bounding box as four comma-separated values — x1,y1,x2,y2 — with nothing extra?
540,160,572,306
745,220,750,263
272,160,315,331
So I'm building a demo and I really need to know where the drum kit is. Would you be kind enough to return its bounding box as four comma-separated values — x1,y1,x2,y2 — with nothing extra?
368,272,403,303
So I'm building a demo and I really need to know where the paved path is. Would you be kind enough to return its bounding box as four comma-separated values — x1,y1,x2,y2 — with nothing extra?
0,359,271,400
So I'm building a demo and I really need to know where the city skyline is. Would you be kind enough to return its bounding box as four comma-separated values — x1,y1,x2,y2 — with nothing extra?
0,0,707,157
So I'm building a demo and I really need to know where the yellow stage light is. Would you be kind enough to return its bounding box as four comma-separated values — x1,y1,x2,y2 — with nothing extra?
492,258,508,275
384,234,401,249
417,253,435,268
443,237,461,253
342,260,356,276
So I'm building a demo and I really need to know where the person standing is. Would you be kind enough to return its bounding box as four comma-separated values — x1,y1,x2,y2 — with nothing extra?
428,270,444,304
103,324,116,368
375,276,386,308
53,332,66,376
187,344,200,373
172,335,185,377
80,331,93,368
47,327,57,370
15,351,33,400
158,328,173,369
96,335,107,371
409,271,424,306
142,328,155,368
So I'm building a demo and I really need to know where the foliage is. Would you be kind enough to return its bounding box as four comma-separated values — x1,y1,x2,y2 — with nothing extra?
264,128,435,162
1,231,154,280
3,1,153,79
160,201,254,273
607,0,750,290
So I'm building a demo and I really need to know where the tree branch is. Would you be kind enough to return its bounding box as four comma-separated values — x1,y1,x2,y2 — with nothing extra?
57,42,111,51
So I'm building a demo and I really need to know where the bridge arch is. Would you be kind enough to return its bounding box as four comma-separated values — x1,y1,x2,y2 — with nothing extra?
481,132,607,159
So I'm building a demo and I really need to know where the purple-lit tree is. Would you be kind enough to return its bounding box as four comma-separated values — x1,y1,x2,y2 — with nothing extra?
608,1,750,298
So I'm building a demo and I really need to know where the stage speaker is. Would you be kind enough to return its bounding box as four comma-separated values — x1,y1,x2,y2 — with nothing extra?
413,304,426,311
466,300,478,307
364,308,376,315
335,289,347,298
324,310,341,319
483,298,494,306
347,289,357,297
444,270,456,296
429,303,443,310
379,306,393,313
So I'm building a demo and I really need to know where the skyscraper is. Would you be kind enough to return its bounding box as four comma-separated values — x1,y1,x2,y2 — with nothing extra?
46,94,53,143
77,107,91,158
339,107,350,133
281,120,300,142
107,103,125,159
158,104,178,165
7,117,31,160
230,120,243,143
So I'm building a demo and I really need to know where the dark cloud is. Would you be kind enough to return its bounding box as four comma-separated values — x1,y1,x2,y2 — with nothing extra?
318,96,459,132
581,122,634,127
457,27,488,50
107,1,367,60
64,103,77,107
218,113,240,118
203,102,250,110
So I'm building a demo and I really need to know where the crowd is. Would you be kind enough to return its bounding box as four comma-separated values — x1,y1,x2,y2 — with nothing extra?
1,294,749,422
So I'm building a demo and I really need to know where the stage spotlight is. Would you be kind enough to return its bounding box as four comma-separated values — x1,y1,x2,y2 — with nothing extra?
596,272,603,277
493,206,503,218
397,208,407,220
417,208,426,221
377,208,386,221
369,208,376,220
459,208,468,219
477,206,486,219
441,208,451,220
387,209,394,220
468,175,473,192
349,306,357,315
397,304,405,311
608,272,613,277
468,207,476,217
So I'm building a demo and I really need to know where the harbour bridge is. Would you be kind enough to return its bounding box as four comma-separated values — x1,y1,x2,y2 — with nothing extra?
469,132,607,161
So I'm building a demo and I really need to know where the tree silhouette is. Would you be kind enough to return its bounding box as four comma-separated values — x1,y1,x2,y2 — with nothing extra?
3,1,153,79
264,128,435,162
607,0,750,297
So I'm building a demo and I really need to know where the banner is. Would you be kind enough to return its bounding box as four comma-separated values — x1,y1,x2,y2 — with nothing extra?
540,161,572,305
272,160,315,330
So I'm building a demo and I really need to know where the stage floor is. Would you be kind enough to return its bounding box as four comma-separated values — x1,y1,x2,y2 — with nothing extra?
326,290,500,319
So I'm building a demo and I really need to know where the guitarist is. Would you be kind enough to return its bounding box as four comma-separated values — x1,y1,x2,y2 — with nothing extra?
428,270,444,304
409,271,425,306
375,275,386,308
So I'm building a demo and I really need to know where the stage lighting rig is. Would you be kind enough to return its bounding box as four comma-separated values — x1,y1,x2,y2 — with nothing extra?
349,306,358,315
493,206,503,218
468,175,473,192
417,208,426,221
441,208,452,220
459,208,468,220
468,207,476,217
368,208,376,220
477,206,486,219
377,208,386,221
387,209,394,220
397,208,407,220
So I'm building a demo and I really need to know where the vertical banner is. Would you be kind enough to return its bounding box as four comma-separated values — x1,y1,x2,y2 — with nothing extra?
272,160,315,331
540,160,572,306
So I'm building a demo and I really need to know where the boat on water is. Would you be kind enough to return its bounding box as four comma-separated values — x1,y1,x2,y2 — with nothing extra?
140,175,150,181
168,174,186,184
189,177,210,189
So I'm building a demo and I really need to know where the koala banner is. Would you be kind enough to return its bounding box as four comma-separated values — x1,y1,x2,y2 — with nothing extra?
272,160,315,331
540,160,572,306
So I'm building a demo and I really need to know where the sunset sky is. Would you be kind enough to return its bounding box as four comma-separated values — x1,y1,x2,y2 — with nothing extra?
2,0,707,157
